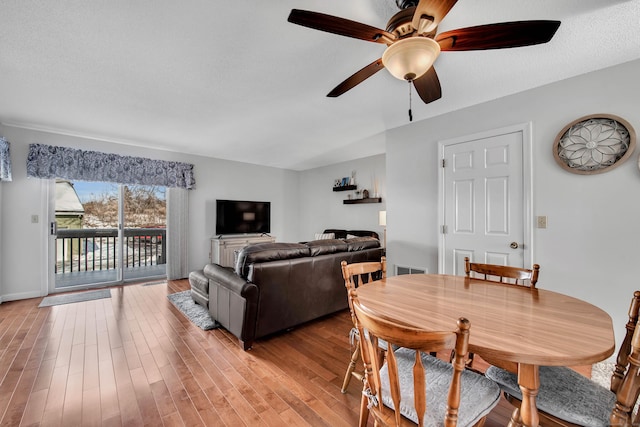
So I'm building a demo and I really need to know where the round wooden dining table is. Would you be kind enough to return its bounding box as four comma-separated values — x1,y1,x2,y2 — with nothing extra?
355,273,615,427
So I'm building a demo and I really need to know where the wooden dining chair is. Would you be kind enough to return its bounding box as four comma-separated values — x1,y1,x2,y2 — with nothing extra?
340,257,386,394
464,256,540,288
458,256,541,370
485,290,640,427
351,294,501,426
611,315,640,426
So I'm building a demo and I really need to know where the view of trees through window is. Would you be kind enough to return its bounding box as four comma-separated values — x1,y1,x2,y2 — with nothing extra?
80,184,166,228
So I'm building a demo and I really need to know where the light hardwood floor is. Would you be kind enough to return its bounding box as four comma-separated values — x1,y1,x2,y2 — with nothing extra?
0,278,519,426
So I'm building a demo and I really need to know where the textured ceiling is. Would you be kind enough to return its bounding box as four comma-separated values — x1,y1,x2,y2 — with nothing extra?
1,0,639,170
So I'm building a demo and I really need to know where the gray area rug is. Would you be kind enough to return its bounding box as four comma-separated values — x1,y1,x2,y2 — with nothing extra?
590,361,614,388
39,289,111,307
167,290,219,330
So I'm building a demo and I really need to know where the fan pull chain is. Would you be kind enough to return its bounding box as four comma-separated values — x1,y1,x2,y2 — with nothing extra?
407,80,413,122
408,81,413,122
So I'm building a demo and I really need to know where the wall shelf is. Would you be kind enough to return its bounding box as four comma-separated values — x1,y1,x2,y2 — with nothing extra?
343,197,382,205
333,185,357,192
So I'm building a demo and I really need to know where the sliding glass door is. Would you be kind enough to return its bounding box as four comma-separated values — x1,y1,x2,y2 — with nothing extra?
122,184,166,281
53,180,166,290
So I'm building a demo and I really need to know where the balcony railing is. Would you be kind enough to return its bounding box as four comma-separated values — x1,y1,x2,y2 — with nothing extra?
55,228,166,274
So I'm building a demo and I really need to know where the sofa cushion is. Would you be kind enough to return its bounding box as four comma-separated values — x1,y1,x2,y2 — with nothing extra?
235,242,310,278
323,229,380,240
189,269,209,308
350,230,380,239
323,229,347,239
314,232,335,240
306,239,349,256
345,236,380,251
189,269,208,294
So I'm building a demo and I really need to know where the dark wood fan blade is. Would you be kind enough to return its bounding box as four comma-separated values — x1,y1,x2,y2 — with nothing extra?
412,0,459,34
436,20,561,51
327,59,385,97
288,9,394,44
413,67,442,104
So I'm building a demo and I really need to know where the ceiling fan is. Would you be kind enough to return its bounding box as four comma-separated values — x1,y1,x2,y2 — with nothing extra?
288,0,561,106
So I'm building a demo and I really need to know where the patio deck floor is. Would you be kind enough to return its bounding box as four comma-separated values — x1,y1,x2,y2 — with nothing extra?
55,264,166,289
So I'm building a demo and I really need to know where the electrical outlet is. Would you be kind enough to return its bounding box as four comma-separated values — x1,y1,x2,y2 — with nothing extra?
31,214,39,224
536,216,547,229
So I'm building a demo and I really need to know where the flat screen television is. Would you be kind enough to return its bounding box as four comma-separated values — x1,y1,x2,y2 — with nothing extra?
215,199,271,235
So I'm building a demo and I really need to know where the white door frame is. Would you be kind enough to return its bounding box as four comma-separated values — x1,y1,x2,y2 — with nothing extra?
44,179,55,295
437,122,534,273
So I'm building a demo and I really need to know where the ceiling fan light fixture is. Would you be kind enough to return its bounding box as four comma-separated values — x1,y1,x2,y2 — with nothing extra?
382,37,440,81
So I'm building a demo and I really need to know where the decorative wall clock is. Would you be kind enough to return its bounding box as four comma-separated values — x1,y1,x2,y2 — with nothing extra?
553,114,636,174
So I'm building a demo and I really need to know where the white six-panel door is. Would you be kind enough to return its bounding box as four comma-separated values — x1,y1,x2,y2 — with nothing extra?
439,124,531,275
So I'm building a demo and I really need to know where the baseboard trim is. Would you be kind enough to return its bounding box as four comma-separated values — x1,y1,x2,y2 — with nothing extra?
1,290,44,303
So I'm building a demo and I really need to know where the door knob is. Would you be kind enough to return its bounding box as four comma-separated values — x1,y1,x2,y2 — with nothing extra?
510,242,520,249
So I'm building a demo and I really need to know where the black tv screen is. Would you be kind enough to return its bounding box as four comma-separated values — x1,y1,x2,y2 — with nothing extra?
216,199,271,235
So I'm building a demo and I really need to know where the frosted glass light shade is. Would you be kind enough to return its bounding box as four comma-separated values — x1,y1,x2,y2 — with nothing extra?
382,37,441,81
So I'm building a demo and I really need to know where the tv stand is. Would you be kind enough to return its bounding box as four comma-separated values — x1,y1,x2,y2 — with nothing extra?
210,235,276,267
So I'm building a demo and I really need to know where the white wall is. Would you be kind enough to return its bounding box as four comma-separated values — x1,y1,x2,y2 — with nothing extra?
386,58,640,349
0,125,301,301
298,154,387,241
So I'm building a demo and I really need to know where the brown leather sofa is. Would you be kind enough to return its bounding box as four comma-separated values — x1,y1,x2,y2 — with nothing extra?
202,234,383,350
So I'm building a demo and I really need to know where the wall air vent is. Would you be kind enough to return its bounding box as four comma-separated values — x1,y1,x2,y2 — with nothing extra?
395,265,427,276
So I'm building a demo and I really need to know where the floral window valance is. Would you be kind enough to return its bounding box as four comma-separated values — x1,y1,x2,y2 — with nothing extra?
0,137,12,182
26,144,195,189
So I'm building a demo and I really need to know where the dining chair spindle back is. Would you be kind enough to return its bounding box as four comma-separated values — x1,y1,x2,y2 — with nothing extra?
611,310,640,426
464,256,540,288
459,257,541,370
340,257,386,394
351,296,501,426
